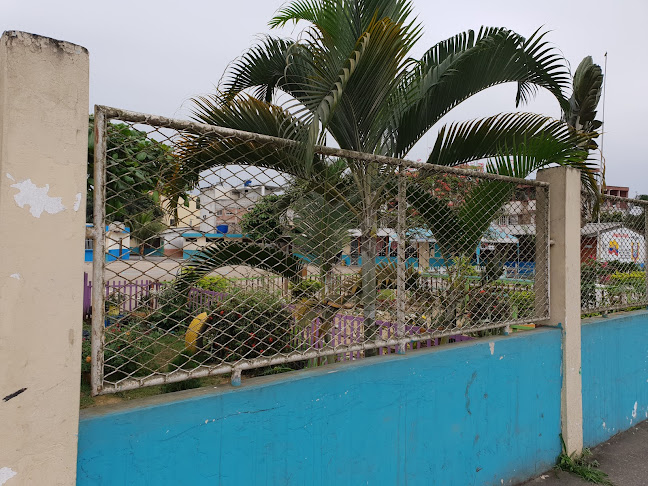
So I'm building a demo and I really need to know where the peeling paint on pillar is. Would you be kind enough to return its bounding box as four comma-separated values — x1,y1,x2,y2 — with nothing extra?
9,177,66,217
0,467,17,485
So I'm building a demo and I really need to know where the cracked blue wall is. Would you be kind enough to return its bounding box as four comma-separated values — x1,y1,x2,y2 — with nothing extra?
77,329,562,486
582,311,648,447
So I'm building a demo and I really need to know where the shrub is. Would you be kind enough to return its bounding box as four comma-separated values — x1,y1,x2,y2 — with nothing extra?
200,289,294,362
467,288,511,322
81,337,92,374
375,261,419,290
608,270,645,286
290,279,323,300
103,322,161,382
196,275,229,292
510,290,535,318
142,284,194,331
606,261,641,274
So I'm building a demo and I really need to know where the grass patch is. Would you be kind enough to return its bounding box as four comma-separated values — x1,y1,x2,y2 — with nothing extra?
79,375,229,409
555,436,613,485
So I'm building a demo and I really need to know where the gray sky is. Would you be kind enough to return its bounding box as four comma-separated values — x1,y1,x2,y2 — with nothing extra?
4,0,646,193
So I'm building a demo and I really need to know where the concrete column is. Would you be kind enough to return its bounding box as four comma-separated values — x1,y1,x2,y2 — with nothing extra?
537,166,583,455
0,32,89,484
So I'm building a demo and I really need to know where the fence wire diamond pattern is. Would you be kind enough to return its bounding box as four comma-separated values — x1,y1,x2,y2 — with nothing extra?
89,106,550,395
581,193,648,315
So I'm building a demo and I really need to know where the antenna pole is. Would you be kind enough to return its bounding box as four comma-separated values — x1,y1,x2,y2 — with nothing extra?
600,52,608,187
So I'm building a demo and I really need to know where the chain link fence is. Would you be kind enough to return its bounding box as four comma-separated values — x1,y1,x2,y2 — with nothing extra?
89,106,550,395
581,193,648,315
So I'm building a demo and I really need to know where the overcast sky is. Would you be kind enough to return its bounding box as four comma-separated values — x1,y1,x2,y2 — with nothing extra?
3,0,646,194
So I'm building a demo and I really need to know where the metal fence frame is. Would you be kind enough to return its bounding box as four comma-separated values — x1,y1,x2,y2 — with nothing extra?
90,104,551,395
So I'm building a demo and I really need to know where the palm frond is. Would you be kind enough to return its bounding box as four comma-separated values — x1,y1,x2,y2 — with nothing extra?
175,242,304,294
394,28,570,156
425,112,596,192
182,94,325,182
221,36,295,102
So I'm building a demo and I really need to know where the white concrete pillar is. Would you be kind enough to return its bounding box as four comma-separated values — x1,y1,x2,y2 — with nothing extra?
0,31,89,484
537,166,583,455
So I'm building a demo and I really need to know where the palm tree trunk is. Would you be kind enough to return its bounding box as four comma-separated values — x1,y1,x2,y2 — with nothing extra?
360,206,378,357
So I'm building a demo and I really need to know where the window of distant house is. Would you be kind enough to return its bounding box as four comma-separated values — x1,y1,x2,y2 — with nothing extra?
202,215,207,220
216,210,223,216
169,218,176,226
226,210,234,215
196,200,200,209
85,238,94,250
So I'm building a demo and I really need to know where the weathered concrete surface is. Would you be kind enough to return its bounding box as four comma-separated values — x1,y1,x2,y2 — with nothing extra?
0,31,88,485
521,419,648,485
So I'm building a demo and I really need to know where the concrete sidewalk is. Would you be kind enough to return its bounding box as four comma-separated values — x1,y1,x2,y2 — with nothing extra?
520,420,648,485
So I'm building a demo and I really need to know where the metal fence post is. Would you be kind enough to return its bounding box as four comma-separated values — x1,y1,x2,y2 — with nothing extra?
537,166,583,456
534,185,550,320
91,106,108,396
396,167,407,354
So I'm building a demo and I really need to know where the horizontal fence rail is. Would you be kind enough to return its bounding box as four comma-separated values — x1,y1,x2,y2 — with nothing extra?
581,193,648,315
90,105,550,395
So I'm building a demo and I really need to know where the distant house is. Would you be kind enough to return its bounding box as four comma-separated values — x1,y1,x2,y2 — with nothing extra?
199,182,283,234
160,194,200,229
581,223,645,266
84,223,130,262
181,232,247,260
601,186,630,212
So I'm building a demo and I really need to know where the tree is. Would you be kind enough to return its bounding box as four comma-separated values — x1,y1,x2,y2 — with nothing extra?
87,116,178,223
182,0,596,348
127,211,167,256
240,194,287,242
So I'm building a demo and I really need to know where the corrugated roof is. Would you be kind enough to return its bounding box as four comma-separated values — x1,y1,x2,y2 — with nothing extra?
580,222,624,237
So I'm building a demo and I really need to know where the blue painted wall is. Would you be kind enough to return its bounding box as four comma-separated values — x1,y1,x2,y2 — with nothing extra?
78,329,562,486
582,311,648,447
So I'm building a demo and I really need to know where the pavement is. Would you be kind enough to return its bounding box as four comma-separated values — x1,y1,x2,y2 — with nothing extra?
520,420,648,485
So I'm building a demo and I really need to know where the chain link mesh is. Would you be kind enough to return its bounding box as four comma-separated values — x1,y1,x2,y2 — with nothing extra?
581,193,648,315
90,106,550,394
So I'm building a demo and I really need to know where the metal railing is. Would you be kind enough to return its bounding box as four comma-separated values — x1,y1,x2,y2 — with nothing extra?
89,105,550,395
581,193,648,315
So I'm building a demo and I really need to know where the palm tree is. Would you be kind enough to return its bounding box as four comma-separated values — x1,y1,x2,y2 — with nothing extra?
180,0,595,350
127,211,167,257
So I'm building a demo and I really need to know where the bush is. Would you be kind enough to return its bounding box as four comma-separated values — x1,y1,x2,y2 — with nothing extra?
142,284,194,331
81,337,92,374
467,288,511,322
609,270,645,287
606,261,641,274
290,279,323,300
82,322,162,382
103,322,161,382
200,289,294,362
510,290,535,318
375,261,419,290
196,276,229,292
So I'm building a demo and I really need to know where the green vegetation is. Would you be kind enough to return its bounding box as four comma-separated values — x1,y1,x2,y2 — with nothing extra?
555,437,613,485
195,275,230,293
198,289,295,362
240,194,286,242
179,0,598,352
87,116,181,223
290,279,324,300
